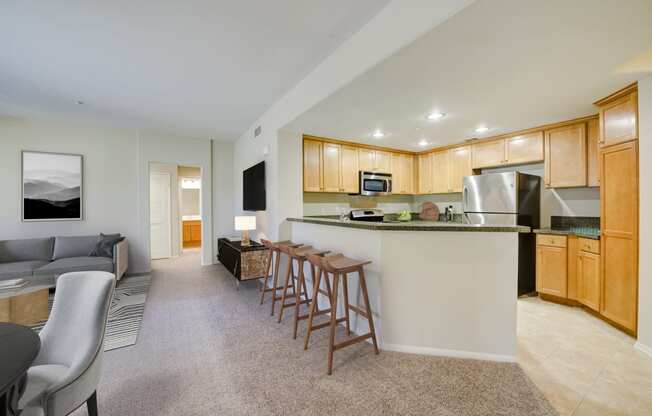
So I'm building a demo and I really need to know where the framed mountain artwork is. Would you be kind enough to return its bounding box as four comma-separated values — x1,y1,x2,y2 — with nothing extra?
22,151,83,221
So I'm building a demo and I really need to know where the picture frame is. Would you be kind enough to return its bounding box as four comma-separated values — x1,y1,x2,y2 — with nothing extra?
21,150,84,222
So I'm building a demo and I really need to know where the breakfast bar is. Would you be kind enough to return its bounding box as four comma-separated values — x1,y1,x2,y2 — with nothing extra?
287,217,530,362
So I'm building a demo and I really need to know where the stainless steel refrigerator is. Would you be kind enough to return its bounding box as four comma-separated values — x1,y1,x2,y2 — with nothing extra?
462,172,541,296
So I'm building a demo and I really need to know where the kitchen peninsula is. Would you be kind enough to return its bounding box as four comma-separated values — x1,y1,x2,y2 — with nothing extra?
288,216,529,362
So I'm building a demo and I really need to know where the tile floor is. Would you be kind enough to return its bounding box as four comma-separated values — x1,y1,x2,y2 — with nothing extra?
518,297,652,416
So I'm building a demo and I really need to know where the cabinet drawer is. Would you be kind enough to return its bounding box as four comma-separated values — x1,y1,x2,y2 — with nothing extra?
536,234,567,248
578,237,600,254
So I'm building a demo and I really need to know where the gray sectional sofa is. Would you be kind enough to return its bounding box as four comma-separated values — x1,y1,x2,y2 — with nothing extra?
0,235,128,283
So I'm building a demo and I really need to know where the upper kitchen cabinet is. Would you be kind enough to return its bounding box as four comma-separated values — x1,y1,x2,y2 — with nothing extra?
448,146,472,193
392,153,415,194
303,139,323,192
321,142,341,192
472,140,505,169
431,150,450,194
594,83,638,147
359,148,392,173
587,118,600,187
417,153,433,194
544,123,587,188
340,145,359,193
505,131,544,165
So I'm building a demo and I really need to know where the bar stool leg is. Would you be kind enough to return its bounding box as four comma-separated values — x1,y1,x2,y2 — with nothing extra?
277,255,294,323
327,273,340,375
304,268,322,350
270,250,282,316
293,259,308,339
260,250,274,305
359,268,379,355
342,273,351,336
309,263,320,314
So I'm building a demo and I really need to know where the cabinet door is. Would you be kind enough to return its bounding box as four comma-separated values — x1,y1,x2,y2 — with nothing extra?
587,118,600,187
536,245,568,297
358,148,375,172
578,251,600,311
403,155,415,194
472,140,505,169
374,150,392,173
600,91,638,147
322,143,341,192
448,146,472,193
190,222,202,242
183,223,191,243
544,123,587,188
417,153,432,194
303,140,322,192
600,141,638,332
340,145,359,193
391,153,405,194
431,151,450,193
566,236,579,301
505,131,544,165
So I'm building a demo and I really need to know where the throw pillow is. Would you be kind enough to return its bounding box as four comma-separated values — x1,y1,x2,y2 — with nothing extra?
89,233,124,258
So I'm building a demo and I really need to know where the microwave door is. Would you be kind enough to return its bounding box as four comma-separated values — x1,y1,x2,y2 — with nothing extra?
463,172,517,214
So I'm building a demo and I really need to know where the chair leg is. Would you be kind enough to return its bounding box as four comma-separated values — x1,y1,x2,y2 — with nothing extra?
327,273,340,375
342,273,351,336
277,256,294,323
359,268,379,355
87,391,98,416
270,251,282,316
304,268,323,350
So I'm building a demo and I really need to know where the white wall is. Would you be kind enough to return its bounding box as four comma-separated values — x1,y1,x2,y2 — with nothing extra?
0,116,232,273
212,141,235,259
637,75,652,355
150,162,181,257
232,0,474,241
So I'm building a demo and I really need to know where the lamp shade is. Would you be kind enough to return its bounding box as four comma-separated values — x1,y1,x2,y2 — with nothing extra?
234,216,256,231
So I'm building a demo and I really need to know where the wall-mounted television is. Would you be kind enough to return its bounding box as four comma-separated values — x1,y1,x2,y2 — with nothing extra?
243,161,266,211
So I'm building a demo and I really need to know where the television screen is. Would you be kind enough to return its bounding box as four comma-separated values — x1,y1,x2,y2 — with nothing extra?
243,161,266,211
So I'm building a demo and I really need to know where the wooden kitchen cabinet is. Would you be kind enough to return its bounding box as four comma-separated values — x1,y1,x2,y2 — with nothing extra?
417,153,433,194
595,84,638,147
340,145,359,193
303,139,323,192
536,241,568,298
600,140,638,333
448,146,472,193
577,250,600,312
374,150,392,173
183,220,201,248
505,131,544,165
544,123,587,188
472,140,505,169
431,150,450,194
358,148,375,172
322,142,341,192
391,153,416,194
587,118,600,187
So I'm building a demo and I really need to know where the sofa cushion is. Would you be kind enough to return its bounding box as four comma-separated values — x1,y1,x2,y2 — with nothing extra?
0,238,54,262
89,233,124,258
0,260,50,281
52,236,100,260
33,256,114,276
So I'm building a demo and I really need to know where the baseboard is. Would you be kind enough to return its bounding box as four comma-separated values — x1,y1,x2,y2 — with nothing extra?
125,271,151,277
634,341,652,358
381,342,516,363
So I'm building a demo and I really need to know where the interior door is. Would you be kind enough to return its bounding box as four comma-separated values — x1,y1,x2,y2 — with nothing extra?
150,172,171,259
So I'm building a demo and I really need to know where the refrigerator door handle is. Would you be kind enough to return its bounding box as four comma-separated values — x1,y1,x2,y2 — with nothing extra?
463,185,469,211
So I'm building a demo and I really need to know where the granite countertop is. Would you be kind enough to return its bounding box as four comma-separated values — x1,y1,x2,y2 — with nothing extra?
287,217,531,233
533,228,600,240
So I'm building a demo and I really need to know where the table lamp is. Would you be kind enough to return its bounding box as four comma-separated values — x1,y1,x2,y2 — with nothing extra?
234,216,256,246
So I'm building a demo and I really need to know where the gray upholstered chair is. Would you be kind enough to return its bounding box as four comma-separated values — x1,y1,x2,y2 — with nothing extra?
19,271,116,416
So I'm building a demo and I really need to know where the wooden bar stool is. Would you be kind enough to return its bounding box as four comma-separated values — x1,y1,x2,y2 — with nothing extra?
311,253,379,375
259,239,302,317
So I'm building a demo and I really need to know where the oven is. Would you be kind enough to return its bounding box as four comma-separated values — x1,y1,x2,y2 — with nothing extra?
359,171,392,196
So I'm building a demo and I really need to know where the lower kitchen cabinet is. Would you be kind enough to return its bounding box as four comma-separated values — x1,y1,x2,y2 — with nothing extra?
536,241,568,298
577,250,600,311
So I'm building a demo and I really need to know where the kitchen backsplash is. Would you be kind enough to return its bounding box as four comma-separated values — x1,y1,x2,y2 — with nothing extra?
551,216,600,230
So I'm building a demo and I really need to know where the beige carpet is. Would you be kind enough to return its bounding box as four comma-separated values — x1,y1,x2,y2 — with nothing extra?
72,249,556,416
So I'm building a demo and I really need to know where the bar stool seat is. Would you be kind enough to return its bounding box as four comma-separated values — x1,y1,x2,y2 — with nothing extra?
259,239,303,317
304,253,379,374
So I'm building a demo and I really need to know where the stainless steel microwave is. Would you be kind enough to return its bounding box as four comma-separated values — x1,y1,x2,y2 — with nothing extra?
359,171,392,196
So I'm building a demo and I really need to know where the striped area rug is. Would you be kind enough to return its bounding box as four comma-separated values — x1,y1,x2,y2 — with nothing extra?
31,274,151,351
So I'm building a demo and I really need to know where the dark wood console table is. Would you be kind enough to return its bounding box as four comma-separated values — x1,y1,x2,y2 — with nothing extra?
217,238,269,286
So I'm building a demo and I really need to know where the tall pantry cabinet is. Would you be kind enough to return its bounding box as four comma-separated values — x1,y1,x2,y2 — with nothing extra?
594,83,639,334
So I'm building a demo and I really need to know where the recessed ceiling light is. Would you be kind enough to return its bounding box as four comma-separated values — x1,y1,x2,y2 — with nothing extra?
475,126,489,133
418,139,429,147
427,112,445,121
372,130,385,138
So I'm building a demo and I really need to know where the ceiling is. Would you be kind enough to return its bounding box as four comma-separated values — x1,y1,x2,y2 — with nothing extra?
0,0,390,139
286,0,652,151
